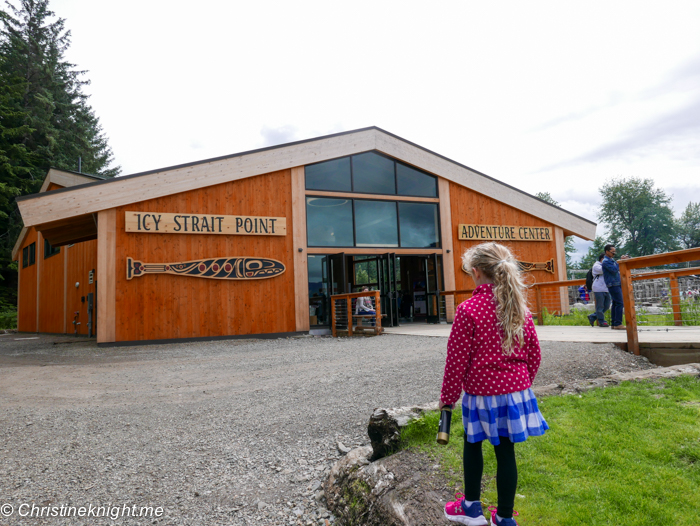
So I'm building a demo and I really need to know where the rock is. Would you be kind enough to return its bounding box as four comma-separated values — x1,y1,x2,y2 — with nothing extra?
532,383,563,397
324,446,449,526
367,403,438,461
336,441,351,454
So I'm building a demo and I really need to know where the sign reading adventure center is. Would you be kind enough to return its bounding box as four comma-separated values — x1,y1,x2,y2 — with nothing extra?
125,212,287,236
458,224,552,242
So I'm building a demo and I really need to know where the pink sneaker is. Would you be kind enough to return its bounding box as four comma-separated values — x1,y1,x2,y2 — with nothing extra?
444,493,488,525
487,506,520,526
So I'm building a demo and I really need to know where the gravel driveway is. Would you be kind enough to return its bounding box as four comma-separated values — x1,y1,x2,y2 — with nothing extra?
0,332,654,525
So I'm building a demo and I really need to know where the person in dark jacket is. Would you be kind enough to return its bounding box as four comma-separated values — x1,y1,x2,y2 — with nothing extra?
601,244,630,330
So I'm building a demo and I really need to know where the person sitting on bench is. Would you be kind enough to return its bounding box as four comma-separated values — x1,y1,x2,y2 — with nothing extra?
355,286,376,326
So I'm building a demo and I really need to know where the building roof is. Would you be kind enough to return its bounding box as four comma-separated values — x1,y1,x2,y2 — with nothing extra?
12,169,107,260
15,127,597,242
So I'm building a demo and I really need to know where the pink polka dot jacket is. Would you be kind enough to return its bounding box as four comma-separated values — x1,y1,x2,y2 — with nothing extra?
440,283,542,402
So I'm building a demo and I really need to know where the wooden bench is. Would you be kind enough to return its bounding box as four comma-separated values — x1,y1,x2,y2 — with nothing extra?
351,314,384,335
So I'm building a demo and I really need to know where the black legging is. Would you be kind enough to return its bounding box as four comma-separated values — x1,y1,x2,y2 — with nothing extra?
463,435,518,519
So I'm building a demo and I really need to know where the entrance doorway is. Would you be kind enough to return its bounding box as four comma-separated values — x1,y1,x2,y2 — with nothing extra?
307,253,443,328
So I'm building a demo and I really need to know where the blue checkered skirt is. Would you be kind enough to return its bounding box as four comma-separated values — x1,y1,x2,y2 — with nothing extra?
462,388,549,445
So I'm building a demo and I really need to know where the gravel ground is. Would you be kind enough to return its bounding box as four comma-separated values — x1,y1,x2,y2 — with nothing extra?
0,332,655,525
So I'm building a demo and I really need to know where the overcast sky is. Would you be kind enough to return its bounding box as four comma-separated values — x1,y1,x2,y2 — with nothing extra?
49,0,700,260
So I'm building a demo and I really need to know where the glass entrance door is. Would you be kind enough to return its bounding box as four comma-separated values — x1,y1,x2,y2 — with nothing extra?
308,255,329,327
328,253,346,296
377,253,399,327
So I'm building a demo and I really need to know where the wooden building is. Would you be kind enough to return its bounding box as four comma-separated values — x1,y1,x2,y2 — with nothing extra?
14,127,596,345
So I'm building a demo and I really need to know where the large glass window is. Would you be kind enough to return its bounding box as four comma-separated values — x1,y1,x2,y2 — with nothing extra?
396,162,437,197
306,197,354,247
354,200,398,247
399,203,440,248
352,152,396,195
305,151,438,197
305,157,352,192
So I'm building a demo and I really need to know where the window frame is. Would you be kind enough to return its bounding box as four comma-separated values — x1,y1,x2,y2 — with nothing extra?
305,196,441,249
304,151,439,198
43,238,60,259
22,242,36,268
305,196,355,248
397,201,442,249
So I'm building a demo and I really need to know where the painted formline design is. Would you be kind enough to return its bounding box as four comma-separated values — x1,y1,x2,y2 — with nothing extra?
126,256,286,280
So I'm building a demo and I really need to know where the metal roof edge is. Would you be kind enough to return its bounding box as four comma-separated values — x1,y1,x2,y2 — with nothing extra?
15,126,596,232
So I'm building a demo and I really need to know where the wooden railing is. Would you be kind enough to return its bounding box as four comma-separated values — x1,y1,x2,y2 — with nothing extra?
617,248,700,355
438,247,700,357
438,289,474,317
531,278,586,326
330,291,382,337
528,247,700,355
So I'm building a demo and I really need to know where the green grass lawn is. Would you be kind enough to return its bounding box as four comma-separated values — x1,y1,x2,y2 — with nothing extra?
540,300,700,327
401,376,700,525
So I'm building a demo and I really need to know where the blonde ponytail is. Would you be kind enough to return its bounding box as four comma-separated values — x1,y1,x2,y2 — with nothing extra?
461,243,529,355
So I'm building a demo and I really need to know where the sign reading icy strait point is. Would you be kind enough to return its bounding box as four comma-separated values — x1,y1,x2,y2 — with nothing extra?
458,224,552,242
125,212,286,236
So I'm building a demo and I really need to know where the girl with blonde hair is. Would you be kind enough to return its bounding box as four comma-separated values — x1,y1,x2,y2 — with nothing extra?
441,243,548,526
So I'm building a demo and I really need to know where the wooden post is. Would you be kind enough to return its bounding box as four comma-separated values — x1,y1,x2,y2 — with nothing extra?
554,227,570,315
291,166,310,332
36,231,42,332
97,209,117,343
669,273,682,326
331,298,337,338
374,291,382,333
347,297,353,336
619,263,639,355
535,286,543,326
438,178,456,323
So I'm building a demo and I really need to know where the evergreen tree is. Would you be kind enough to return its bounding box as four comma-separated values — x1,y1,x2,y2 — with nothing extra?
676,202,700,250
578,236,609,270
597,177,678,257
535,191,577,268
0,0,119,304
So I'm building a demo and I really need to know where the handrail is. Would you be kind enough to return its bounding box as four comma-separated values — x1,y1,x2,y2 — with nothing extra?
630,266,700,281
529,278,585,289
619,247,700,355
525,247,700,356
438,289,475,297
330,290,382,337
613,247,700,270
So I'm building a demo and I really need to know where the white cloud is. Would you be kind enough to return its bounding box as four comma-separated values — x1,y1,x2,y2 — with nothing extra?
45,0,700,231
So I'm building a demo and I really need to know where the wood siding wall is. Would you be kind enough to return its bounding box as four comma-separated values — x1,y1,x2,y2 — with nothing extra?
113,169,296,342
17,228,38,332
37,240,64,333
449,182,564,313
17,227,98,334
65,240,98,335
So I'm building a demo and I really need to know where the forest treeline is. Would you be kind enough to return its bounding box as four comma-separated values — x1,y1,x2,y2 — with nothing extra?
0,0,119,312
